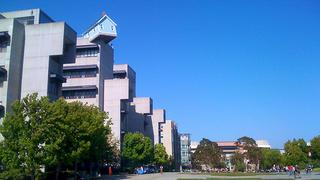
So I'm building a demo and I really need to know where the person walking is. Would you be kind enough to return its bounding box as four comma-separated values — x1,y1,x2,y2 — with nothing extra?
160,165,163,174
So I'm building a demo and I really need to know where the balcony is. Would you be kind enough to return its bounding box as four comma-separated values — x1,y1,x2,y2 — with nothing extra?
62,85,98,99
63,64,98,71
49,73,66,83
113,70,127,79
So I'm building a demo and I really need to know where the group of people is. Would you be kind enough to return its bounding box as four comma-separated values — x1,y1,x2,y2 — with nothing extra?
286,165,300,178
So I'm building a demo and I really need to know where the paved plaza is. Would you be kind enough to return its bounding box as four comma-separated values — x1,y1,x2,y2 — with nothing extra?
103,172,320,180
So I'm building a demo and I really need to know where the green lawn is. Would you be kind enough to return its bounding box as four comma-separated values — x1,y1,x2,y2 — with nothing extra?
178,179,294,180
178,179,262,180
210,172,276,176
314,167,320,172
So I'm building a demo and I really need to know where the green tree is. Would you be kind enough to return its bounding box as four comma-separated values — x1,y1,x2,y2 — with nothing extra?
121,133,154,171
191,138,223,170
0,94,115,179
310,136,320,166
154,144,169,166
260,149,283,170
0,94,51,179
231,152,246,172
284,139,308,168
238,136,262,170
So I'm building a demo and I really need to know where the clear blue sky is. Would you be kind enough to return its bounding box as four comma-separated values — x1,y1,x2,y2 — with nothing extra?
1,0,320,149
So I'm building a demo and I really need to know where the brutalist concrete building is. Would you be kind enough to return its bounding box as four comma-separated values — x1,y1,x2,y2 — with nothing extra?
0,9,182,164
62,14,116,109
0,9,76,120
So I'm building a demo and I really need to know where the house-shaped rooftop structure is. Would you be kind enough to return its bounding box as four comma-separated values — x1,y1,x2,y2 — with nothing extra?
82,14,117,43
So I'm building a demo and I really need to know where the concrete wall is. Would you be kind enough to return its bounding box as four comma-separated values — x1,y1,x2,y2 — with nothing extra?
21,22,76,100
0,18,25,118
149,109,166,145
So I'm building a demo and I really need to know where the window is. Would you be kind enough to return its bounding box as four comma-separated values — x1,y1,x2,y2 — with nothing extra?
62,89,97,99
76,47,99,58
0,32,10,53
63,69,97,79
113,71,127,79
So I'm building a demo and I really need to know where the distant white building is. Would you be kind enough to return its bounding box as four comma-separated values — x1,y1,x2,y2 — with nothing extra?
256,140,271,149
190,141,199,153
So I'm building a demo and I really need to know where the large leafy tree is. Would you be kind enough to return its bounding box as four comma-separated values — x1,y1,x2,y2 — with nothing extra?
121,133,154,170
0,94,115,179
191,138,223,170
231,152,246,172
154,143,169,166
310,136,320,166
238,136,262,170
260,149,283,170
284,139,308,167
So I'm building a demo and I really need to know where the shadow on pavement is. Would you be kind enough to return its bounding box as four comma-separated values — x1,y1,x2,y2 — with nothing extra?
102,174,131,180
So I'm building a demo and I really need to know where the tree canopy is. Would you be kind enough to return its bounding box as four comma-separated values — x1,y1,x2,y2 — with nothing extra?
284,139,308,168
238,136,262,168
231,152,246,172
0,94,116,179
121,132,154,170
311,136,320,166
191,138,224,170
260,149,283,170
154,143,170,166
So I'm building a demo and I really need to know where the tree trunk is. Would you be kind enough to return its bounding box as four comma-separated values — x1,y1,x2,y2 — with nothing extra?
55,164,61,180
74,162,78,180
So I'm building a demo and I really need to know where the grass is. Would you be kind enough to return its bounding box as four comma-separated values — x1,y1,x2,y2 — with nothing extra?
210,172,275,176
314,167,320,172
178,179,261,180
178,179,296,180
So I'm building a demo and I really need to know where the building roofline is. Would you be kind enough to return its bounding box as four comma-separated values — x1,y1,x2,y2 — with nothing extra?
82,14,117,36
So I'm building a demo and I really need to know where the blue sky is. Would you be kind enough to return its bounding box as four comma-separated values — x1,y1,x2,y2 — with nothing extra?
1,0,320,148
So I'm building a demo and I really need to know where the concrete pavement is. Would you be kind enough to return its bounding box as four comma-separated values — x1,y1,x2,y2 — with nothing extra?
103,172,320,180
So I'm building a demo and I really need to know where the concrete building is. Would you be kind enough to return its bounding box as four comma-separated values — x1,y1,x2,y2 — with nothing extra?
62,14,116,109
147,109,166,145
0,9,76,120
0,9,182,167
160,120,181,169
180,133,191,168
104,64,134,143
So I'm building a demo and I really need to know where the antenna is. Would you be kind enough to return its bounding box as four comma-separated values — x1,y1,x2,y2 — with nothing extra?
102,11,106,17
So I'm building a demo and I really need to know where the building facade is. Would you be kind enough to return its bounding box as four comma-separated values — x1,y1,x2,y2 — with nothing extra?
180,133,191,168
1,8,182,166
160,120,181,169
0,9,76,120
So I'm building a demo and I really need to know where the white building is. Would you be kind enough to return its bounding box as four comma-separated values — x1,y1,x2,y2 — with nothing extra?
190,141,199,153
256,140,271,149
160,120,180,169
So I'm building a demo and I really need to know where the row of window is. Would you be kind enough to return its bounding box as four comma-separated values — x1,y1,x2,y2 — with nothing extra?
63,69,97,79
76,48,99,58
62,90,97,99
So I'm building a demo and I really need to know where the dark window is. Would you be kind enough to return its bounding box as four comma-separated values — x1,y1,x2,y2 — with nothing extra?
0,32,10,53
63,69,97,79
62,89,97,99
76,47,99,58
113,70,127,79
16,16,35,25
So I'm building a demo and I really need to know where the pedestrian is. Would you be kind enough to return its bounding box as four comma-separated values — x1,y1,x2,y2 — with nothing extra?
160,165,163,174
